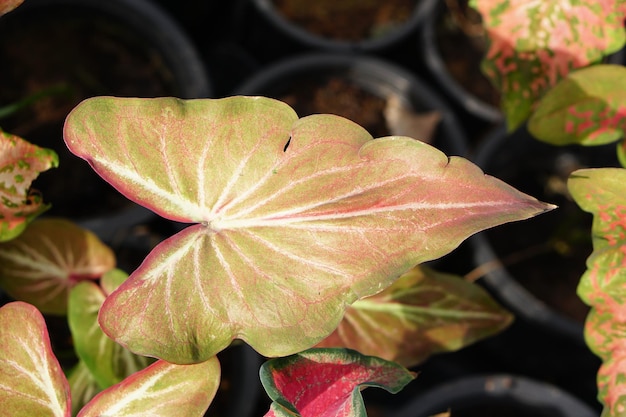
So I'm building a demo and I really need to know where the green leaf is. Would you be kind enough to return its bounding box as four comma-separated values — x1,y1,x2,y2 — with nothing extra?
68,278,151,390
261,348,415,417
0,301,71,417
0,130,58,242
0,219,116,315
529,65,626,147
315,265,512,368
473,0,626,130
77,358,220,417
65,96,553,363
568,167,626,417
67,361,102,417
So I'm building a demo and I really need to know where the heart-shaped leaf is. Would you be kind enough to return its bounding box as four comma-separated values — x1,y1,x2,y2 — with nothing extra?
0,218,116,315
0,0,23,17
0,130,58,242
529,65,626,150
68,273,151,390
0,301,70,417
261,348,415,417
64,96,552,363
77,358,220,417
568,168,626,416
473,0,626,130
315,265,512,368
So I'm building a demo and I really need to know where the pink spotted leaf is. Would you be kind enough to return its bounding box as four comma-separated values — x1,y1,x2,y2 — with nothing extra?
77,358,220,417
529,65,626,153
64,96,553,363
68,271,152,391
315,265,512,368
0,130,58,242
0,218,115,314
0,301,71,417
568,168,626,416
261,348,415,417
472,0,626,130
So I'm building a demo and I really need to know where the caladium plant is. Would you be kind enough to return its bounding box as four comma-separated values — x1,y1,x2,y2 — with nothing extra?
471,0,626,130
63,95,551,364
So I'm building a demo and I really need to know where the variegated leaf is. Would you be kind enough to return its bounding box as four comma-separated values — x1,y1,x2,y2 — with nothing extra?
64,96,552,363
472,0,626,130
261,348,415,417
0,219,115,314
77,358,220,417
0,301,70,417
315,265,512,367
568,167,626,417
0,130,58,242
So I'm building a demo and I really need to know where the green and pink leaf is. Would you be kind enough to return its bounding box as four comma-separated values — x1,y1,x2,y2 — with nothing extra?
529,65,626,152
568,168,626,417
0,219,116,315
0,130,58,242
64,96,552,363
261,348,415,417
77,358,220,417
315,265,512,368
472,0,626,130
0,302,70,417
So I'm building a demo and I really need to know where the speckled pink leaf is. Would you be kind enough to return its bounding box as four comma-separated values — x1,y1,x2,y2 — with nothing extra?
0,0,23,16
64,96,552,363
77,358,220,417
568,168,626,416
0,301,71,417
473,0,626,130
261,348,415,417
529,65,626,150
0,219,116,314
315,265,512,368
0,130,58,242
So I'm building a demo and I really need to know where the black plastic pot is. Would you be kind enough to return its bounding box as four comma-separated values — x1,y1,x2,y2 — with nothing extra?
0,0,211,237
235,53,469,157
249,0,431,53
393,374,598,417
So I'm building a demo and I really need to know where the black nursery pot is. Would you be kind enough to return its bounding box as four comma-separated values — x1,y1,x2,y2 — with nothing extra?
393,374,598,417
235,53,469,157
0,0,211,237
249,0,430,53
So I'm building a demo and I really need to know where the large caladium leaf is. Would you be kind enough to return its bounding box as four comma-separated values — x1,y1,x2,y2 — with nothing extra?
0,0,23,16
315,265,512,367
0,301,71,417
472,0,626,130
528,65,626,157
0,130,58,242
261,348,415,417
568,168,626,416
64,96,552,363
77,358,220,417
68,269,151,390
0,218,116,315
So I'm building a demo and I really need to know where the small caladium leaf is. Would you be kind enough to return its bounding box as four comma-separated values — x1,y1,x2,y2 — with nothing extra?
529,65,626,148
65,96,552,363
0,0,23,16
0,130,58,242
472,0,626,130
568,168,626,416
315,265,512,368
67,361,102,417
68,279,151,390
77,358,220,417
0,301,71,417
0,218,116,315
261,348,415,417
